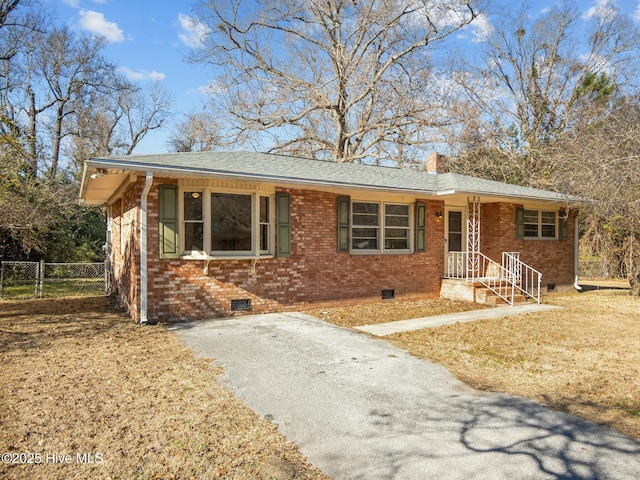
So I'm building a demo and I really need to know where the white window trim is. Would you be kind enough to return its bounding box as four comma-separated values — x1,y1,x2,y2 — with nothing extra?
350,200,413,254
259,196,271,254
178,187,275,259
384,203,412,252
180,189,205,256
523,209,558,241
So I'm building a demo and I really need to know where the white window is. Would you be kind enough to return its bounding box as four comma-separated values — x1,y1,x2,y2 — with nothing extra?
211,193,253,252
259,196,271,253
524,210,557,239
183,191,204,252
351,201,411,252
180,189,274,257
352,202,380,250
384,204,410,250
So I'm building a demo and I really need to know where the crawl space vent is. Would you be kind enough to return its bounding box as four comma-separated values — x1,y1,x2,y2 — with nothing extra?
231,298,252,311
381,289,395,300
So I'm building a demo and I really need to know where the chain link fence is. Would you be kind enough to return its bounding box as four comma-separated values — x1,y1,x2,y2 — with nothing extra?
578,259,610,279
0,261,107,299
0,261,40,299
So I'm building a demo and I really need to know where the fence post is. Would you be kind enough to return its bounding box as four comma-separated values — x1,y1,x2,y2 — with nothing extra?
104,259,109,295
39,260,44,298
0,262,4,298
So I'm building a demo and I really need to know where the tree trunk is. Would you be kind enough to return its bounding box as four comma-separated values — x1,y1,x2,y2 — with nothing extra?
50,102,65,179
27,88,38,178
630,270,640,296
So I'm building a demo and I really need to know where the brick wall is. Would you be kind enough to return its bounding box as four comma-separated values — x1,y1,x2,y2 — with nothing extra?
108,177,575,322
480,202,576,287
108,178,147,321
143,186,445,321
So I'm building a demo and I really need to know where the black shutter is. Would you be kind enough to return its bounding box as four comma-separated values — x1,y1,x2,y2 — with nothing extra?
516,207,525,240
276,193,291,257
337,196,350,252
415,202,426,252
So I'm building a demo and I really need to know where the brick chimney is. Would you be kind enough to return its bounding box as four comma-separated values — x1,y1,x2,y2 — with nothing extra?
426,152,447,174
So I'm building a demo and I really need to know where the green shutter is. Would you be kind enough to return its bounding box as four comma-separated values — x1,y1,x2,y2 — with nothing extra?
276,193,291,257
560,210,568,241
415,202,426,252
516,207,525,240
337,196,350,252
159,185,179,259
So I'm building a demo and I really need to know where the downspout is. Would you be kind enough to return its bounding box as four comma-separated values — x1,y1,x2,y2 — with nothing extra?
574,212,582,292
140,172,154,323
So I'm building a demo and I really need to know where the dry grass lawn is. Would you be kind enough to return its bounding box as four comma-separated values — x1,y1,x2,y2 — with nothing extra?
307,297,489,328
314,284,640,440
0,297,328,480
3,285,637,479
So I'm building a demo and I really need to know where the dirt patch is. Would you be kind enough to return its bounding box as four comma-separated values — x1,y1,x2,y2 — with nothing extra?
0,296,328,480
306,297,489,328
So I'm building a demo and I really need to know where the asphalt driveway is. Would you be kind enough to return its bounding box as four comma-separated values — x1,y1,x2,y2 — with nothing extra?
172,313,640,480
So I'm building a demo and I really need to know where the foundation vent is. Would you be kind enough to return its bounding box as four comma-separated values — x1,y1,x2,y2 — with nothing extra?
231,298,252,311
381,289,395,300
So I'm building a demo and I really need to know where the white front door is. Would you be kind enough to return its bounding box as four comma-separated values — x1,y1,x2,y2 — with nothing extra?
444,208,466,276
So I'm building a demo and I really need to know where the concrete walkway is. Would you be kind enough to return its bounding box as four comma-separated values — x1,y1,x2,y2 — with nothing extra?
356,303,561,336
173,312,640,480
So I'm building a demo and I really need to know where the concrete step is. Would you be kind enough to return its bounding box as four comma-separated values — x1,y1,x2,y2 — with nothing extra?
475,287,527,305
441,279,529,305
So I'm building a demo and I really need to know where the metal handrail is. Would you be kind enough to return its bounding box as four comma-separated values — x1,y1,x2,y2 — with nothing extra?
445,251,542,305
502,252,542,304
447,251,467,278
475,252,517,305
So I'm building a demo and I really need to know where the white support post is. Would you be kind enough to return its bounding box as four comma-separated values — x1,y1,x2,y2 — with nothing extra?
467,197,481,281
38,260,44,298
139,172,154,324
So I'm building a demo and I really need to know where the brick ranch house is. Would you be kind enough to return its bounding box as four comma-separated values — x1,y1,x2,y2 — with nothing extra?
79,151,581,323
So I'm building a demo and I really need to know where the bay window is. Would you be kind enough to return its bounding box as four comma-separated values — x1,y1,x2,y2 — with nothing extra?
211,193,253,252
158,186,279,258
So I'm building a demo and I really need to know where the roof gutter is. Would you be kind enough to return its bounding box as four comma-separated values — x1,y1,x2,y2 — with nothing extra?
436,188,575,204
82,158,578,204
82,159,440,198
139,172,154,324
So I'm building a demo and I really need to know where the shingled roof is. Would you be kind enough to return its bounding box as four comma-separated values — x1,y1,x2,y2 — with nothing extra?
80,150,577,206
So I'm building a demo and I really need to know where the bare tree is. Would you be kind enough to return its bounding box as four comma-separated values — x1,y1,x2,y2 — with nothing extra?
546,96,640,278
118,80,171,155
449,2,639,184
0,1,38,61
67,78,171,173
0,0,21,28
189,0,485,164
0,0,170,260
0,0,48,177
168,111,222,152
36,27,115,178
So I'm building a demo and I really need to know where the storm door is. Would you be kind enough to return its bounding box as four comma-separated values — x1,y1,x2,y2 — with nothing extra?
444,208,465,277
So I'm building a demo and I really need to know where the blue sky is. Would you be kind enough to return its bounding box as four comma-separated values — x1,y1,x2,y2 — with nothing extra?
53,0,640,154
